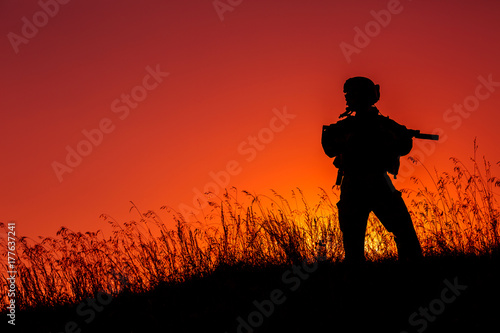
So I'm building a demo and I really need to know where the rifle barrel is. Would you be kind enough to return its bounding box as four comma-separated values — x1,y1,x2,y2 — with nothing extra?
409,130,439,141
414,133,439,140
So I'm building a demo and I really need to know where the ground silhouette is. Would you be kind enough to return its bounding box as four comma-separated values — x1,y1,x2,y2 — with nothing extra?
13,251,500,333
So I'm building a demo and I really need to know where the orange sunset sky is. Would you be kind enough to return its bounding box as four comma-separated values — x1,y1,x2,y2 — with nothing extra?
1,0,500,239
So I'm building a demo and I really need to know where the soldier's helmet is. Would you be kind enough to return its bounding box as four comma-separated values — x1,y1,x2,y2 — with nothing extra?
343,77,380,107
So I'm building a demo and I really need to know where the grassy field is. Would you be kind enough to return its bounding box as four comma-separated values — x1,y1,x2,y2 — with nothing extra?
2,152,499,332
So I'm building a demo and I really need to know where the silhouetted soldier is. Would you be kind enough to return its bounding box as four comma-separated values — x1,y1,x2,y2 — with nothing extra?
322,77,423,263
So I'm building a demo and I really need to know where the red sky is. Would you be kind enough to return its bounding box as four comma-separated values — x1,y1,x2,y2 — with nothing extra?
1,0,500,239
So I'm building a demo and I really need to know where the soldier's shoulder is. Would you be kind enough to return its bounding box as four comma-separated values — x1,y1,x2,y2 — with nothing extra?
377,114,392,121
336,115,356,125
378,114,408,132
378,114,402,125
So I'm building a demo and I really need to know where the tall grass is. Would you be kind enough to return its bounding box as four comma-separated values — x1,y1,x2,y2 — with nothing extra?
407,144,500,256
1,152,499,311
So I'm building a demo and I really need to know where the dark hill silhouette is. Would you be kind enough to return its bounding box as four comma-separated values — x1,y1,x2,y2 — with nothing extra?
13,252,500,333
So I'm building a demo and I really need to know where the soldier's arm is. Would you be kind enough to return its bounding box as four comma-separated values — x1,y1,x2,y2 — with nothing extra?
321,120,350,158
384,118,413,156
398,124,413,156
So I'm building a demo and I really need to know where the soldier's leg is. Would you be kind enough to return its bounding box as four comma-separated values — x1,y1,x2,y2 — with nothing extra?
373,190,423,261
337,199,370,264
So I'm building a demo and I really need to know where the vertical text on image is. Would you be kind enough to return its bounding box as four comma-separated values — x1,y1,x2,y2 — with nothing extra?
6,222,17,326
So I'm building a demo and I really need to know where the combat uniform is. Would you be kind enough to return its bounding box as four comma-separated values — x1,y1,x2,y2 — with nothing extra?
322,107,423,263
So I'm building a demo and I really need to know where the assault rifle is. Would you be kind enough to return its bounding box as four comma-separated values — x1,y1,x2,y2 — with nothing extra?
328,129,439,186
